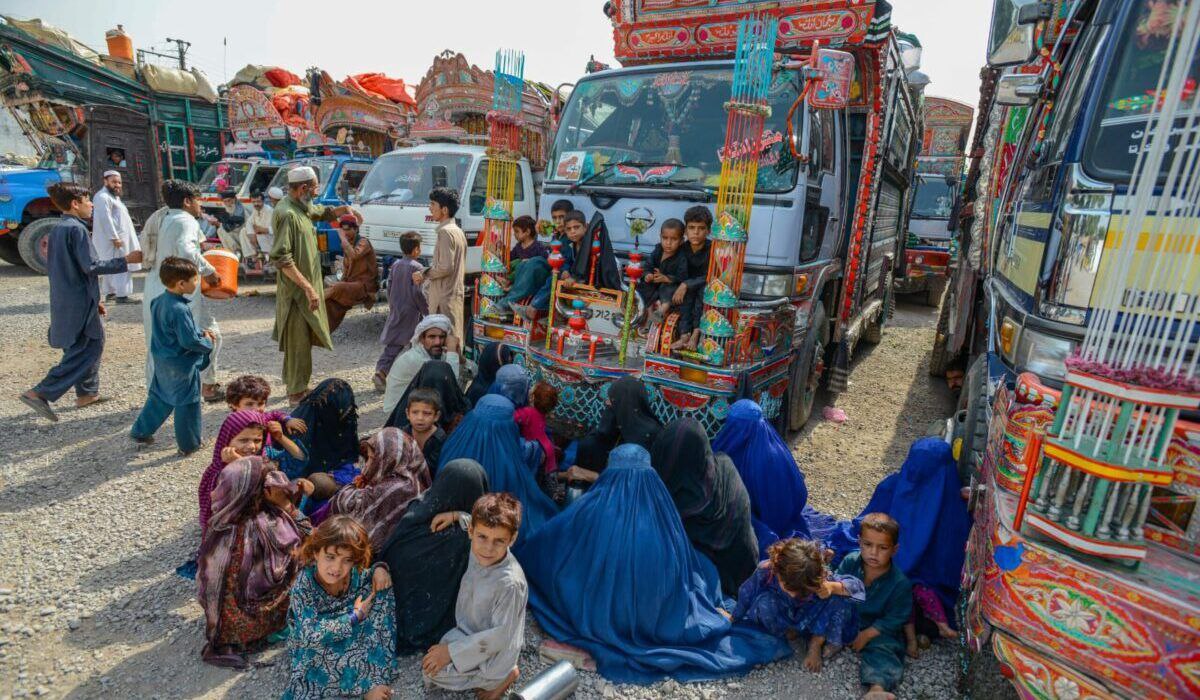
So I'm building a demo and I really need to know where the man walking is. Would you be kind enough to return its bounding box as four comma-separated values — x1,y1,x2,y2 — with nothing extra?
92,170,142,302
271,166,358,403
20,183,143,421
142,180,225,401
414,187,466,341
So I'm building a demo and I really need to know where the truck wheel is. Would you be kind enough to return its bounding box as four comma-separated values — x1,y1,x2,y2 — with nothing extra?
957,355,988,485
925,277,948,307
929,286,952,377
788,302,828,432
864,270,893,344
0,233,24,266
18,217,56,275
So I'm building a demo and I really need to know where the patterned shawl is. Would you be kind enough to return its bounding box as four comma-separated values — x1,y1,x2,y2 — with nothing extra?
198,410,270,532
196,457,306,656
330,428,431,554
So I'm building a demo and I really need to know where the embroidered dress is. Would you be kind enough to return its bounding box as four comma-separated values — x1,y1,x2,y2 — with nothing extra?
282,565,397,699
730,563,864,644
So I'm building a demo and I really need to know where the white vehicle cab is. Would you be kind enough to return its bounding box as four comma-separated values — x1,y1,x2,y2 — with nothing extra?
357,144,536,274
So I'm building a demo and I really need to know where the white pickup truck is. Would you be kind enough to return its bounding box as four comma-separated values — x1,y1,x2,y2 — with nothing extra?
357,144,538,274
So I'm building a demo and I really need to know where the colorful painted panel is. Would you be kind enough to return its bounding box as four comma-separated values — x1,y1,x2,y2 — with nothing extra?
992,633,1112,700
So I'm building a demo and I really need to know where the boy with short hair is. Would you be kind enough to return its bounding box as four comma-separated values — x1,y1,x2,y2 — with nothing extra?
224,374,308,474
837,513,912,700
672,205,713,350
403,388,446,470
637,218,688,330
130,256,214,454
423,493,527,700
496,216,551,317
548,199,574,239
417,187,466,341
376,231,429,392
555,211,587,286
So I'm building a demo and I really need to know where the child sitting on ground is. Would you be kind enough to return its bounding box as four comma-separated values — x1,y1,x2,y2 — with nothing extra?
637,218,688,331
403,388,446,472
514,382,559,481
130,257,214,455
672,206,713,351
422,493,527,700
376,231,428,393
198,410,312,532
282,515,397,700
837,513,912,700
224,375,308,476
728,538,864,673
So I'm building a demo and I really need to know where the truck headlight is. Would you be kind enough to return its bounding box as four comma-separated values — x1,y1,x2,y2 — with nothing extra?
741,271,793,298
1012,327,1074,381
0,195,11,203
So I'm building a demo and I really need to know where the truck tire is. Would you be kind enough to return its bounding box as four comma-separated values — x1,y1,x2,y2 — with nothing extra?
929,286,952,377
957,355,988,485
18,217,56,275
864,270,893,344
0,233,24,266
788,302,829,432
925,276,948,307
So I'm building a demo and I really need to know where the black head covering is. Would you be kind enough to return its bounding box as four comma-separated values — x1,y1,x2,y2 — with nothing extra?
376,458,488,652
598,377,663,450
650,418,758,596
568,212,623,290
291,378,359,474
466,343,511,407
386,359,469,431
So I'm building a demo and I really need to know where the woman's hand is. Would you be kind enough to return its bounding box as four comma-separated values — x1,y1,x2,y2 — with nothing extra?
372,567,392,592
285,417,307,434
430,511,460,533
562,465,600,484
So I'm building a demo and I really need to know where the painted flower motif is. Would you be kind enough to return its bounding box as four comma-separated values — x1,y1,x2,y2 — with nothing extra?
1051,597,1098,634
1052,676,1081,700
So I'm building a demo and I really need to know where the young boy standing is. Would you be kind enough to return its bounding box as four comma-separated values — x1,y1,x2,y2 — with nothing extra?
20,183,141,422
417,187,466,341
672,205,713,350
376,231,428,392
130,256,215,454
637,218,688,330
422,493,526,700
403,388,446,470
837,513,913,700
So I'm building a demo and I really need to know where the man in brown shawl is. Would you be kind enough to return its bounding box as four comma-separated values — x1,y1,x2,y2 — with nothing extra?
324,214,378,332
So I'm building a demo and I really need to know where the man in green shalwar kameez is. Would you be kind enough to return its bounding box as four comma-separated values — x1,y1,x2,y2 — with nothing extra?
271,166,359,402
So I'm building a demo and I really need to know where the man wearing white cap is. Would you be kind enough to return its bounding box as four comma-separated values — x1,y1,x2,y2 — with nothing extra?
92,171,142,302
271,165,360,402
381,314,461,416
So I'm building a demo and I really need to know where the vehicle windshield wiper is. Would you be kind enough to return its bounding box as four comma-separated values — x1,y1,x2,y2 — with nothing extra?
568,160,692,192
358,192,407,206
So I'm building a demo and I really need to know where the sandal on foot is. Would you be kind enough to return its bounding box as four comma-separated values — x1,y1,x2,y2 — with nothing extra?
372,372,387,393
202,386,226,403
75,395,110,409
20,393,58,422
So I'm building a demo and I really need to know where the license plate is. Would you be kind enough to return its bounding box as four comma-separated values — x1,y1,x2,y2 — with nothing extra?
382,229,403,238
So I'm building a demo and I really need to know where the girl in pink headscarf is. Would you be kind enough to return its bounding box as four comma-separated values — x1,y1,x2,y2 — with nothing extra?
329,427,431,553
197,456,310,669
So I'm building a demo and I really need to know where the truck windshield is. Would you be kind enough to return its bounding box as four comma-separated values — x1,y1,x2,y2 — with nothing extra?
1086,0,1200,182
268,159,337,193
198,161,251,193
911,177,956,219
358,152,474,206
548,66,801,193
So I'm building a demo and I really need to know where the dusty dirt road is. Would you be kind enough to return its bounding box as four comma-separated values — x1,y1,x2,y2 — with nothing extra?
0,261,958,700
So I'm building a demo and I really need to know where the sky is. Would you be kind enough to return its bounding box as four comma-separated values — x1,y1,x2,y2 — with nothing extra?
0,0,992,106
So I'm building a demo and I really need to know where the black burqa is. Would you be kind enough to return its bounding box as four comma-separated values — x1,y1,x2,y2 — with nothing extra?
650,418,759,597
291,378,359,475
576,377,663,472
375,458,489,652
466,343,511,408
568,212,623,291
385,360,469,431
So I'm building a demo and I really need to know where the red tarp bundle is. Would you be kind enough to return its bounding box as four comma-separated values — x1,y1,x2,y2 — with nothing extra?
264,67,302,88
271,86,311,127
347,73,416,107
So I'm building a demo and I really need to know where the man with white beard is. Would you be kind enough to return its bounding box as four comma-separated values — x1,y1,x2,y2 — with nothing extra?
92,171,143,302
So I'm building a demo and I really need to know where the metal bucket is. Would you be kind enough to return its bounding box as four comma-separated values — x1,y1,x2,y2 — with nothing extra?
513,660,579,700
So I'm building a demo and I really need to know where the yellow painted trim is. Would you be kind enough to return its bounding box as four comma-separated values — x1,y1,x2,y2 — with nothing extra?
1043,442,1173,485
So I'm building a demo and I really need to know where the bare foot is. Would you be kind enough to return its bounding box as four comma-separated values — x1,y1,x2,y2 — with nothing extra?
475,667,519,700
936,622,959,640
802,644,823,672
905,636,919,659
372,371,387,394
364,685,393,700
863,686,895,700
75,394,108,408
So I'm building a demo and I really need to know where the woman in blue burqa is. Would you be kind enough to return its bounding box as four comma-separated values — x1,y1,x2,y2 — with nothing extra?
437,394,557,542
520,444,791,684
712,399,832,557
828,437,970,632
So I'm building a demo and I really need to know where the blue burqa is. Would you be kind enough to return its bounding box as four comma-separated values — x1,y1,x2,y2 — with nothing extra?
488,364,530,408
437,394,557,542
711,400,812,557
829,437,970,617
520,444,791,684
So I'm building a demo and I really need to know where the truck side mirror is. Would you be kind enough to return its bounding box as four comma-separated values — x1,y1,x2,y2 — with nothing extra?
802,48,854,111
987,0,1041,67
995,74,1042,106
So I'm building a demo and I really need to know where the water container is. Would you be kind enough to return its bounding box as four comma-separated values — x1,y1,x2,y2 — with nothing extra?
105,25,134,62
513,660,578,700
202,249,240,299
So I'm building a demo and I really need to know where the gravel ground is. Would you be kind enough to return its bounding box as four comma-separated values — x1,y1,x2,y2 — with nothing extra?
0,262,961,700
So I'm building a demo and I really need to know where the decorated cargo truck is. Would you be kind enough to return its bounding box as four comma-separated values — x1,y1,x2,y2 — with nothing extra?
472,0,920,433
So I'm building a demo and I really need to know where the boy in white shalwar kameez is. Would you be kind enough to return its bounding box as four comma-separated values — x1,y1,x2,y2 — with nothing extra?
423,492,526,700
92,171,142,300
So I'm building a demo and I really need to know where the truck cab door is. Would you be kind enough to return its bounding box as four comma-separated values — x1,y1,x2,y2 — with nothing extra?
85,105,161,225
